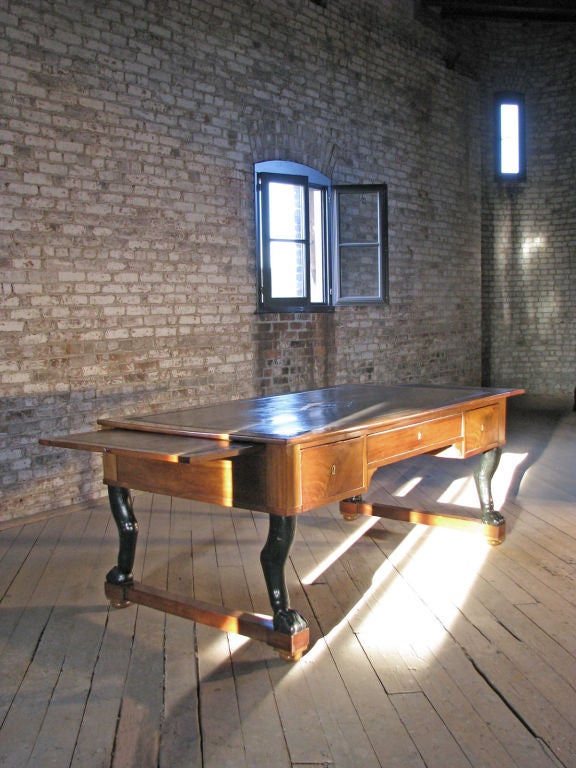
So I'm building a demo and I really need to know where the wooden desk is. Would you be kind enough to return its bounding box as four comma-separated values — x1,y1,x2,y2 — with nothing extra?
41,383,523,660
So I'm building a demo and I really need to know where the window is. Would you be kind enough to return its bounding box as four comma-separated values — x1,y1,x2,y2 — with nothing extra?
495,92,526,180
255,161,388,312
332,185,388,305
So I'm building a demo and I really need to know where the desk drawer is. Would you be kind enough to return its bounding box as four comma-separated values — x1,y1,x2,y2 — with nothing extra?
301,438,365,509
464,405,501,453
367,414,462,465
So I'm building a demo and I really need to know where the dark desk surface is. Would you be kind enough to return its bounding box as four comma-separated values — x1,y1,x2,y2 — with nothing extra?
98,383,522,443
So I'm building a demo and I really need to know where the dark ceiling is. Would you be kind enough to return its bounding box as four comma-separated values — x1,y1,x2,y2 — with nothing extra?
420,1,576,21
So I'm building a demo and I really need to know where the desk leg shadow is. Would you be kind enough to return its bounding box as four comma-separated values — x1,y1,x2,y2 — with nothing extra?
340,447,505,546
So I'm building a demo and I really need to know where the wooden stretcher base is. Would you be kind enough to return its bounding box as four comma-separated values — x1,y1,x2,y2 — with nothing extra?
104,581,310,661
339,499,506,545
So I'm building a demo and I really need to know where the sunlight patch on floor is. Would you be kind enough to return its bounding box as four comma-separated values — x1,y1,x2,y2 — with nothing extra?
301,516,381,586
298,452,528,665
354,526,490,647
393,476,424,497
303,524,429,663
437,452,527,509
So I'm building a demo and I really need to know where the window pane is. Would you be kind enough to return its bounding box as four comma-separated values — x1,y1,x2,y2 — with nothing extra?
309,187,325,303
338,191,380,243
500,103,520,174
339,245,380,298
270,241,306,297
268,181,306,240
333,184,387,304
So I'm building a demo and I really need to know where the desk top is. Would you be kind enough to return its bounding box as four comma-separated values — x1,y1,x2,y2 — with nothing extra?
98,384,523,444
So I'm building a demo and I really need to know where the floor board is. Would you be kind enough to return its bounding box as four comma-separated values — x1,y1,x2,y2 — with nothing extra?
1,396,575,767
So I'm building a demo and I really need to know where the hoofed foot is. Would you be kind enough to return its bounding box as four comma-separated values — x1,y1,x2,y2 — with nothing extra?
105,569,134,608
481,508,506,546
106,565,134,586
481,509,505,527
273,608,309,636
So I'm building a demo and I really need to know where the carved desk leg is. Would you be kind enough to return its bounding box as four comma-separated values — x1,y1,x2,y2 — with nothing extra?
474,447,505,545
260,514,309,648
102,493,307,659
105,485,138,606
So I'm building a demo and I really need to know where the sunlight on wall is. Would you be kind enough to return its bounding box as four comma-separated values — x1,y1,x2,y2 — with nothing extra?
522,235,546,260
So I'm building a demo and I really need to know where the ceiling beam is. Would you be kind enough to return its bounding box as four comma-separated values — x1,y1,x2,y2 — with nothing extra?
420,1,576,21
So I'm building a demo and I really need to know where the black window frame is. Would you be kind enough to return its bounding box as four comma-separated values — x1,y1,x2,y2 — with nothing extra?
257,169,330,313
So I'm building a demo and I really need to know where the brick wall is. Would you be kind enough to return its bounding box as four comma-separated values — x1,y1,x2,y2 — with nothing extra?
477,20,576,397
2,0,488,520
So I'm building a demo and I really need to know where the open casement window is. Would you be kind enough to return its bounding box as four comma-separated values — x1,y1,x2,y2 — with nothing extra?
255,161,388,313
332,184,388,305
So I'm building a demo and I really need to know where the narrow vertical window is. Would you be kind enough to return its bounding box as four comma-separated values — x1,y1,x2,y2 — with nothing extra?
495,93,526,180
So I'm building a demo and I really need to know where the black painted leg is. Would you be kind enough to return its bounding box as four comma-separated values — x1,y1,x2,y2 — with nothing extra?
106,485,138,588
260,514,308,636
474,447,504,527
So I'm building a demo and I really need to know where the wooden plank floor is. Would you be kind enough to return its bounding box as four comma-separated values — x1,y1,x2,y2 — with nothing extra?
1,395,575,768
